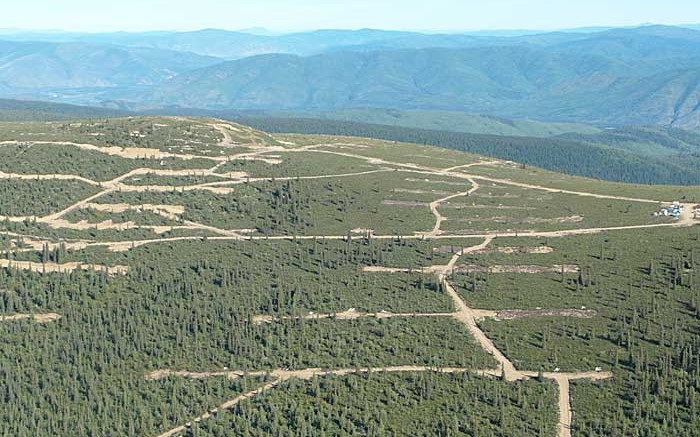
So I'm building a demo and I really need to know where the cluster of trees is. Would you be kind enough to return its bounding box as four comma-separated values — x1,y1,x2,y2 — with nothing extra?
99,180,316,233
0,179,98,217
62,207,180,227
113,238,449,315
214,152,376,179
99,173,436,235
63,118,219,150
192,372,558,437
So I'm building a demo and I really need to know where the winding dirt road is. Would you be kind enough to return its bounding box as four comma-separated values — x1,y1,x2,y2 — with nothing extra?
0,140,694,255
426,177,480,236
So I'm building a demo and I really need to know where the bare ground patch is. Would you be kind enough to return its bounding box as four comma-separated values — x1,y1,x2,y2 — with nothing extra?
0,259,129,275
83,203,185,220
456,264,579,273
382,200,429,207
351,228,374,235
0,313,61,323
471,193,521,199
394,188,453,195
405,178,467,186
473,246,555,254
524,215,584,224
494,309,597,321
442,204,537,210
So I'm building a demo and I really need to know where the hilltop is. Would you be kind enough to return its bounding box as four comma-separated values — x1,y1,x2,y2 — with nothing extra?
3,99,700,186
0,116,698,436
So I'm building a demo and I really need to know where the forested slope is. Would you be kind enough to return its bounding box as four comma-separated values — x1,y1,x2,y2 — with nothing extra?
0,117,699,436
237,117,700,185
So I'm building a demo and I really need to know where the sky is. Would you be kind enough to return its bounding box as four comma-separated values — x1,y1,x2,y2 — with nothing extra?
2,0,699,33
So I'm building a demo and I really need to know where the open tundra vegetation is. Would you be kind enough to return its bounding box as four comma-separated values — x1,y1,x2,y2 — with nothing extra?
1,116,700,437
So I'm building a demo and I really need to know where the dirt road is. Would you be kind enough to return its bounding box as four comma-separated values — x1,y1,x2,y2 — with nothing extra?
556,376,572,437
426,177,479,236
426,237,520,380
0,171,100,185
0,133,657,437
156,379,283,437
1,142,695,257
308,145,676,204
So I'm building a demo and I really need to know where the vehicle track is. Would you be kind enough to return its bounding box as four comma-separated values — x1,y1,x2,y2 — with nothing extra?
426,177,480,236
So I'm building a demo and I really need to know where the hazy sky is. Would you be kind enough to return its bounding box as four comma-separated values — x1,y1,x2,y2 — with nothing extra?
3,0,700,32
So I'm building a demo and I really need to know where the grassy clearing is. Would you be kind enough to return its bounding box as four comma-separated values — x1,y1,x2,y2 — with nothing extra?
214,151,383,178
440,182,666,235
280,133,483,168
466,162,700,202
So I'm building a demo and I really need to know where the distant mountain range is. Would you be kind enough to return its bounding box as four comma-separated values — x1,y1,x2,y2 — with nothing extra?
0,28,489,59
0,40,218,88
2,25,700,128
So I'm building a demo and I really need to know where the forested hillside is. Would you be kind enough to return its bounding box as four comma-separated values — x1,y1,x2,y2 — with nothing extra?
237,117,700,185
0,116,698,436
557,126,700,156
227,108,602,137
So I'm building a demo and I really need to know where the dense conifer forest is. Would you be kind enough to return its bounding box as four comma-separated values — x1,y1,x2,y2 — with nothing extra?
0,117,698,436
